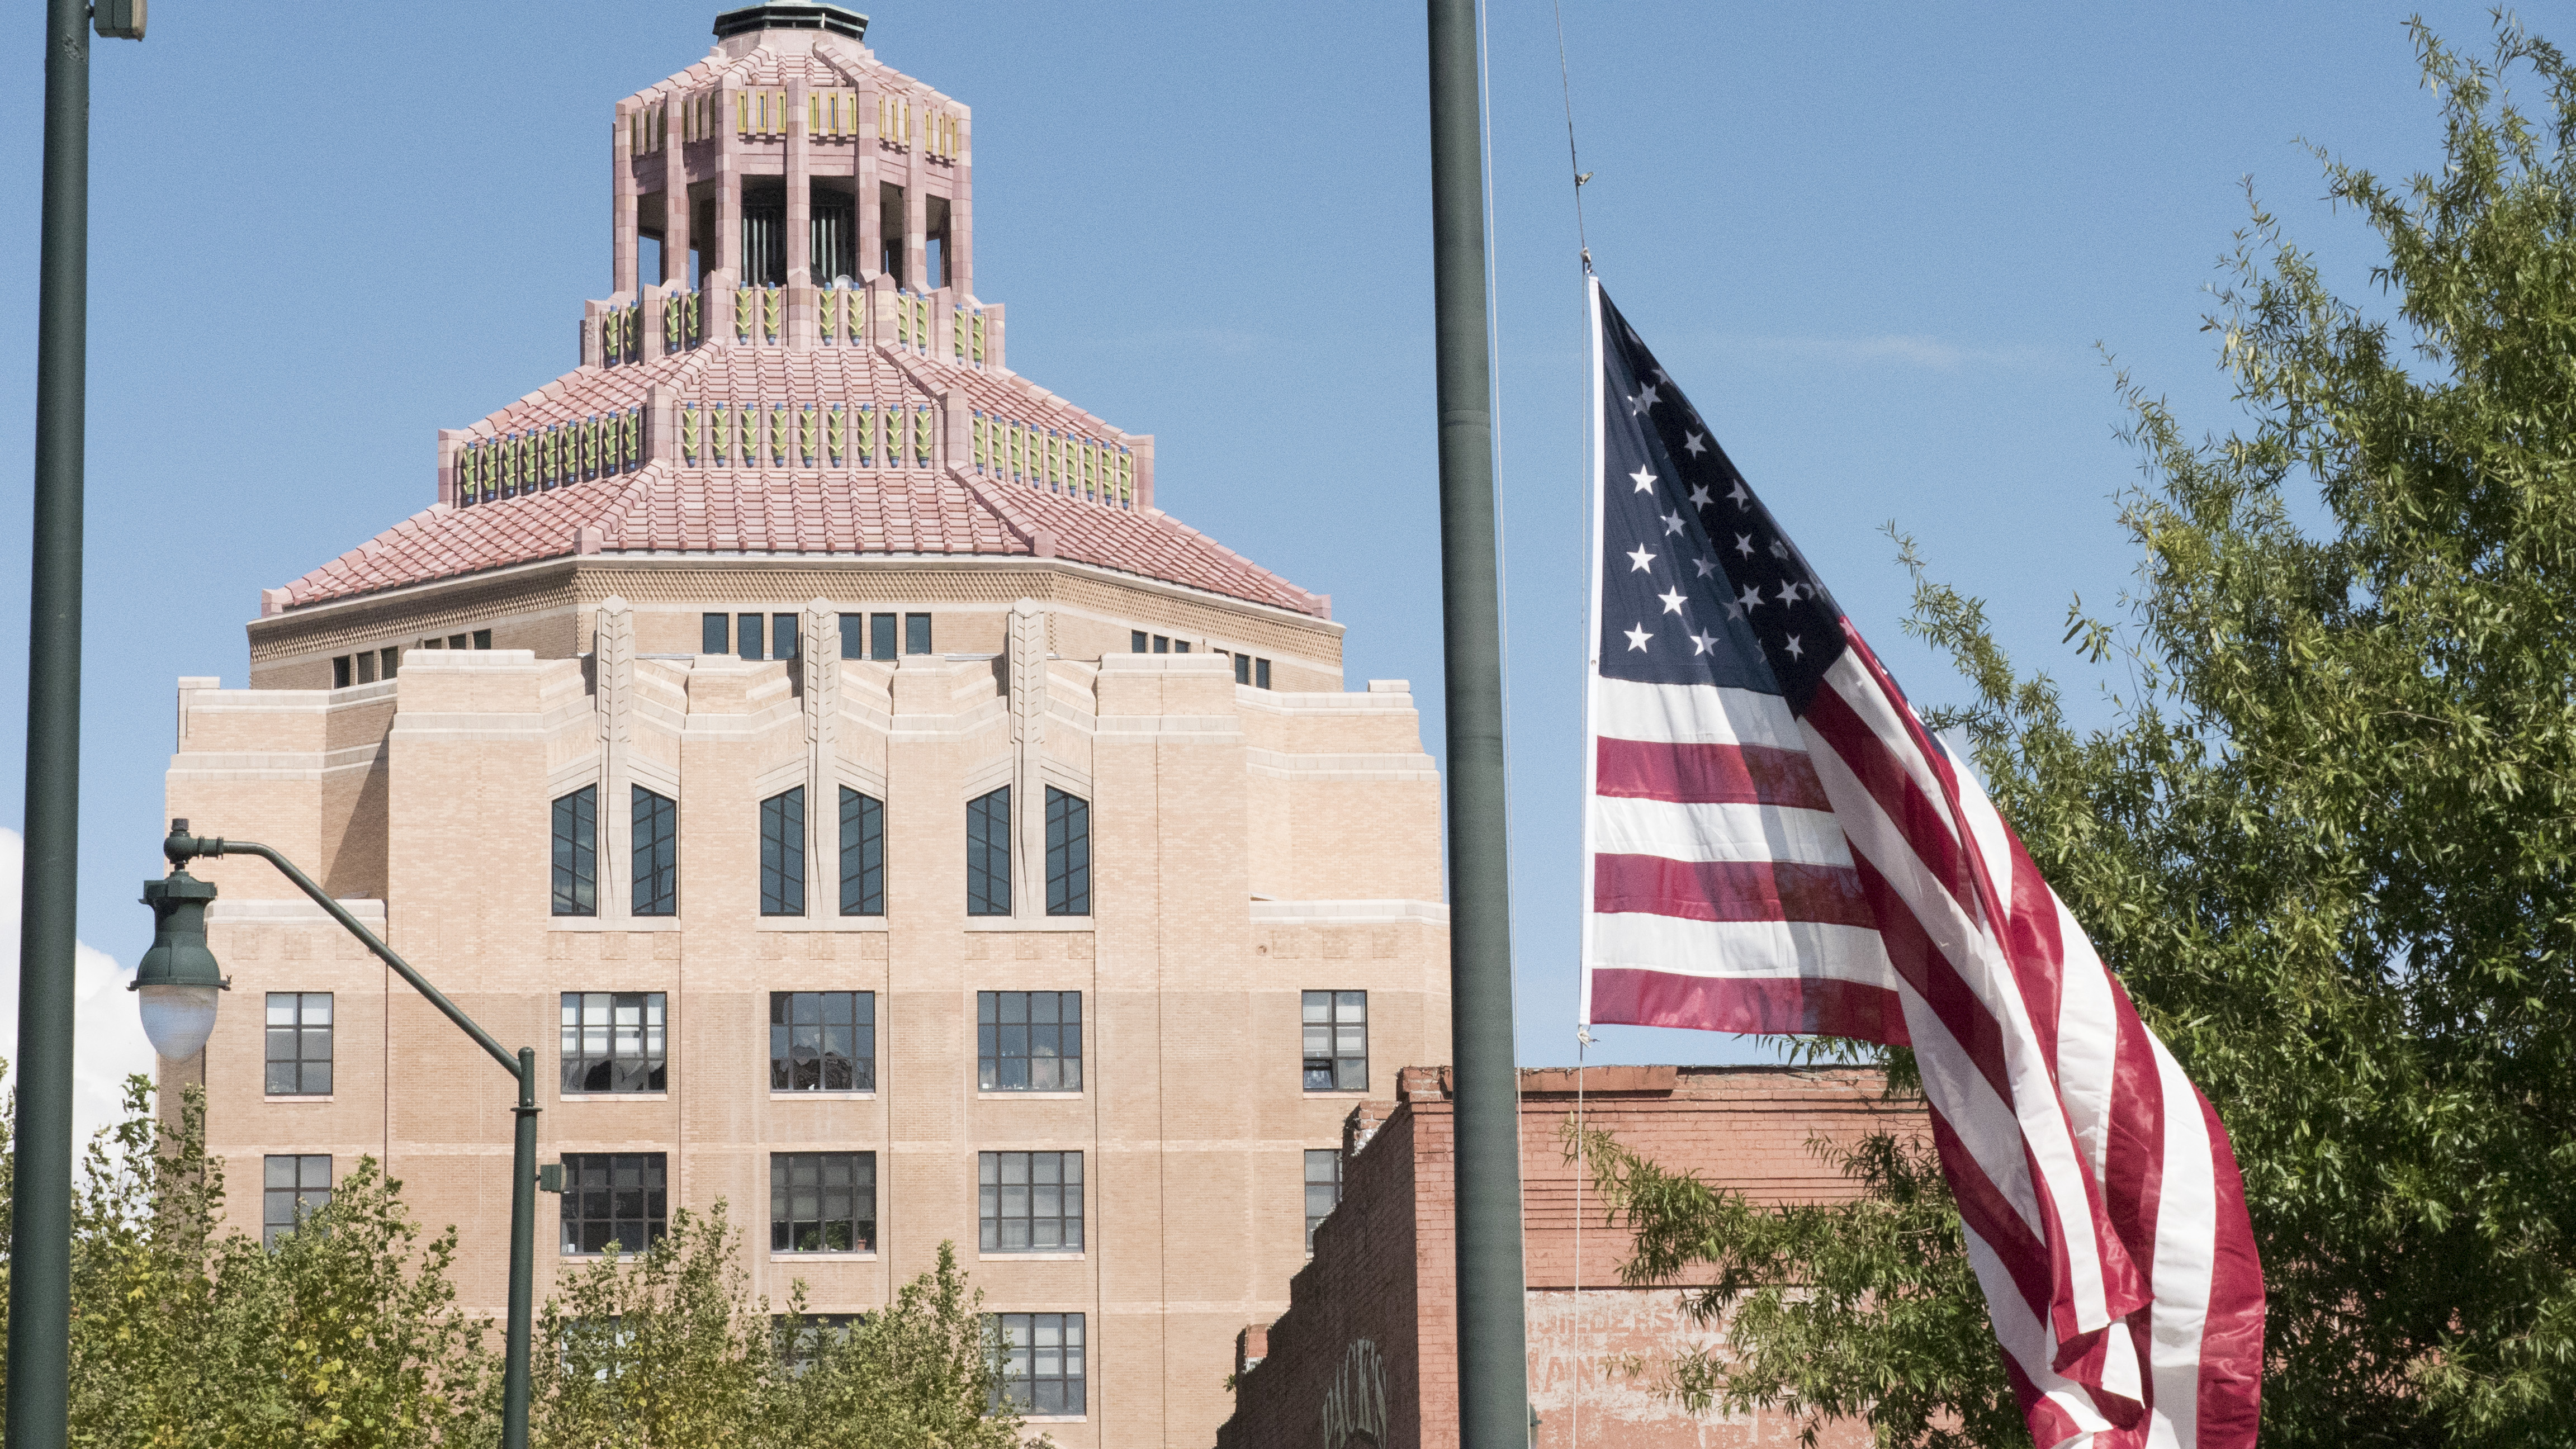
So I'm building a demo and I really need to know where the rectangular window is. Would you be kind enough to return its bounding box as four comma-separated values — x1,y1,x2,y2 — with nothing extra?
1152,635,1168,654
561,992,668,1094
419,637,446,650
1303,991,1367,1092
770,991,875,1091
333,655,353,688
839,788,884,915
472,629,493,650
872,613,898,661
1305,1148,1343,1254
1044,788,1089,917
560,1152,667,1255
772,612,799,660
1257,658,1272,689
632,786,677,916
991,1313,1086,1415
904,612,932,655
553,785,598,917
1174,641,1189,654
1130,630,1147,654
703,613,730,654
775,1313,862,1372
979,1152,1083,1252
264,992,333,1096
967,787,1011,916
838,613,863,660
1235,653,1251,684
448,633,468,649
355,651,377,684
263,1154,332,1248
380,646,400,679
761,787,806,916
771,1152,877,1253
978,991,1082,1091
737,612,765,660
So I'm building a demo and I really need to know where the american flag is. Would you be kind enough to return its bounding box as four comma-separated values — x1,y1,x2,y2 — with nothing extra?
1578,278,2265,1449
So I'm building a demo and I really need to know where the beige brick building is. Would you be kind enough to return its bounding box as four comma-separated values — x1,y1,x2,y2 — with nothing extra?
158,7,1448,1445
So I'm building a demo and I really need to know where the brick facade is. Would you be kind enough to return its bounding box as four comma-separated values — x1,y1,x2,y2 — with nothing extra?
1216,1066,1920,1449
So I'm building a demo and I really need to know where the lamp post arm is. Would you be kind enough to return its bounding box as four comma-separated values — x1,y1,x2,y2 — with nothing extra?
168,831,522,1081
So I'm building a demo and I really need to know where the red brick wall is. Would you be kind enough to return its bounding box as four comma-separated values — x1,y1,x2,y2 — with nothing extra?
1218,1065,1918,1449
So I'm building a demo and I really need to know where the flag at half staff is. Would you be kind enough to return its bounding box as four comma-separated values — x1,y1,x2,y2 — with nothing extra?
1576,277,2265,1449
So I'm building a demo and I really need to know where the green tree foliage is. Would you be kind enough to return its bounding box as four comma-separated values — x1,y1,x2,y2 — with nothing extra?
769,1243,1035,1449
1580,18,2576,1448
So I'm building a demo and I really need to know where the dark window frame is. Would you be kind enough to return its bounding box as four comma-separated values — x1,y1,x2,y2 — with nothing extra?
839,787,884,915
990,1312,1086,1415
632,785,678,916
737,612,765,660
1303,989,1368,1092
703,613,730,654
560,1152,668,1256
967,787,1011,916
560,991,669,1095
1305,1148,1343,1254
770,1151,878,1254
553,785,598,917
904,612,932,655
977,991,1082,1092
769,991,875,1092
761,787,806,916
264,992,333,1097
263,1154,332,1249
1044,788,1090,917
979,1151,1083,1253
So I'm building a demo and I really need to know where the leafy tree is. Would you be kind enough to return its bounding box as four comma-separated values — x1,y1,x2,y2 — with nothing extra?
1581,17,2576,1448
537,1204,768,1449
769,1242,1035,1449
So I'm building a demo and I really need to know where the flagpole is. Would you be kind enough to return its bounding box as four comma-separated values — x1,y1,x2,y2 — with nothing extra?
1426,0,1531,1442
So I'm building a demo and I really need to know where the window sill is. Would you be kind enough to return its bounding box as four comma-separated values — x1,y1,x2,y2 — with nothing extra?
978,1091,1085,1101
755,918,891,932
1020,1415,1088,1424
977,1251,1086,1262
962,918,1094,933
1304,1088,1372,1096
558,1093,670,1102
770,1251,878,1262
263,1095,335,1104
548,918,684,931
769,1091,878,1101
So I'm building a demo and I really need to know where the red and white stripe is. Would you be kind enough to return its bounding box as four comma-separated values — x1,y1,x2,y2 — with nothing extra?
1581,628,2264,1448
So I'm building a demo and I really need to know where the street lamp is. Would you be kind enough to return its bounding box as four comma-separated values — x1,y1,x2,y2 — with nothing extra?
141,821,542,1449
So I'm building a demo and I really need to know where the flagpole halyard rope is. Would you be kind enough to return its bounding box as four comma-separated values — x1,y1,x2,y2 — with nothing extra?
1551,0,1593,272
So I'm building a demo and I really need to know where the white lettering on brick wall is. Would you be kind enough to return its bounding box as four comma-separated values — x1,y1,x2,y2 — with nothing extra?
1317,1337,1388,1448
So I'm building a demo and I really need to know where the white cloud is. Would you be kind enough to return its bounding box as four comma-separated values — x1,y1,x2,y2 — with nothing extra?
0,828,163,1143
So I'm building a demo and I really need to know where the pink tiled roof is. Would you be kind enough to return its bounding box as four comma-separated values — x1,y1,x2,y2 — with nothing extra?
624,34,955,111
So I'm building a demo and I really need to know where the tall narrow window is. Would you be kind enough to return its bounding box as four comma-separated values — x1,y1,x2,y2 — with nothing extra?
761,787,806,916
561,1152,666,1254
1305,1148,1343,1254
333,655,353,687
770,991,874,1091
737,612,765,660
978,991,1082,1091
472,629,493,650
380,646,400,679
1131,631,1147,654
1235,653,1251,684
838,613,863,660
632,787,677,916
979,1152,1083,1251
991,1313,1085,1415
839,788,884,916
561,992,668,1094
771,612,799,660
1257,658,1272,689
772,1152,875,1252
1044,789,1090,916
905,612,932,655
553,785,598,917
356,651,377,684
264,992,333,1096
1302,991,1367,1092
967,787,1011,916
703,613,730,654
871,613,898,661
263,1154,332,1249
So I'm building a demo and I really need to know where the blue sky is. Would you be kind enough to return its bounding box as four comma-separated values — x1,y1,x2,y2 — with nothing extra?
0,0,2551,1094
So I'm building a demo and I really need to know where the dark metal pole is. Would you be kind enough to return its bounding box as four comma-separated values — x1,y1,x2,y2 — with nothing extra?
155,829,537,1449
505,1047,537,1449
10,2,91,1444
1426,1,1529,1443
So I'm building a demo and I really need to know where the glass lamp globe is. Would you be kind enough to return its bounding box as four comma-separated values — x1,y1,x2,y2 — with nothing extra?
135,869,226,1059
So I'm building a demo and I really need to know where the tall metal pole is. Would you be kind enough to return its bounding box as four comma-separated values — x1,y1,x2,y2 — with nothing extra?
10,2,92,1443
1426,1,1529,1442
505,1048,538,1449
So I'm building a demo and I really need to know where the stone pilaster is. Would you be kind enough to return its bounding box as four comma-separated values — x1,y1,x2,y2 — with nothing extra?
595,596,636,917
1008,599,1049,917
802,596,838,911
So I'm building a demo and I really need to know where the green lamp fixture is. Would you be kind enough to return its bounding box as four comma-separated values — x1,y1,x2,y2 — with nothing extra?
132,818,227,1059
